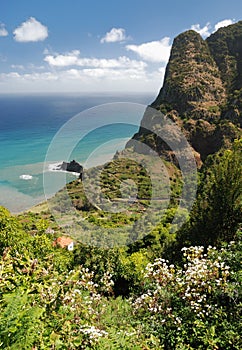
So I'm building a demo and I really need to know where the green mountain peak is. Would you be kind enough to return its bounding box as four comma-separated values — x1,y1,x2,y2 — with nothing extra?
129,21,242,163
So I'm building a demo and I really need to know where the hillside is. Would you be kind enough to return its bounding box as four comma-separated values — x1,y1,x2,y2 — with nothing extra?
127,21,242,162
31,22,242,248
0,21,241,350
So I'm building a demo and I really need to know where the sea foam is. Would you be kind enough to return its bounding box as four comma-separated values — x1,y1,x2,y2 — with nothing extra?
19,174,33,180
48,162,62,172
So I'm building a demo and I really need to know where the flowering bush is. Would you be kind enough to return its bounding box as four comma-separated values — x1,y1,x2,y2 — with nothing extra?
0,249,114,349
132,242,241,349
0,201,241,349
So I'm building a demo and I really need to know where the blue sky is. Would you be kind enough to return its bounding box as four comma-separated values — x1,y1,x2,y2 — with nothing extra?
0,0,241,94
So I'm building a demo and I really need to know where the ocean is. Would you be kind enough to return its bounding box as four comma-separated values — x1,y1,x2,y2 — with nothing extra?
0,93,153,213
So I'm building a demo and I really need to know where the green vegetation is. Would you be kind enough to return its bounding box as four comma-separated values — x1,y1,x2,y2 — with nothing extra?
1,21,242,349
152,29,226,121
144,22,242,164
44,152,181,248
168,138,242,260
0,139,241,349
207,21,242,91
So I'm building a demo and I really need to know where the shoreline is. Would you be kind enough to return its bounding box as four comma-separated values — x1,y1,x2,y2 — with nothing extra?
2,152,116,215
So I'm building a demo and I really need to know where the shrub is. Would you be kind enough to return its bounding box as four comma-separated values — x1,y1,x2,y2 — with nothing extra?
132,238,242,349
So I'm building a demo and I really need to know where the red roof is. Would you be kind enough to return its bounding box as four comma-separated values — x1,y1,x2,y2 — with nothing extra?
54,236,73,248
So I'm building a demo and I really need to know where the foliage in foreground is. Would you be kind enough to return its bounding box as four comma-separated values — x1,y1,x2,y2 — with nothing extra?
0,140,241,348
0,221,241,348
167,139,242,262
133,238,242,349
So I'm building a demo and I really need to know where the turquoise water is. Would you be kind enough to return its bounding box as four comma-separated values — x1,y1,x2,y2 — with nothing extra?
0,93,152,212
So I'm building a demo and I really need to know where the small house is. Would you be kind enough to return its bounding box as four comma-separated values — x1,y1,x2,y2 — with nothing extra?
53,236,74,251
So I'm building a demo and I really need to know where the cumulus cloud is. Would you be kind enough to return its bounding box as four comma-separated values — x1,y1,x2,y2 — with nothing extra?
0,71,58,82
0,55,167,92
81,67,146,80
0,23,8,37
0,67,152,93
191,19,235,38
44,50,80,66
0,72,21,79
214,19,235,31
100,27,127,43
1,34,170,92
44,50,146,70
126,37,171,63
191,23,211,38
13,17,48,42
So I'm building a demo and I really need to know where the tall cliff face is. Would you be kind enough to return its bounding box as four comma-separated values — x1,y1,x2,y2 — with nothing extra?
152,30,226,121
207,21,242,127
207,21,242,92
127,21,242,163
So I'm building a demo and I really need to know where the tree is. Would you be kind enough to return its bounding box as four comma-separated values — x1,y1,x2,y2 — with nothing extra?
174,139,242,250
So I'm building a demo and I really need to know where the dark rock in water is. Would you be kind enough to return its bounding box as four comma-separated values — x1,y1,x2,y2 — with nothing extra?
58,160,83,178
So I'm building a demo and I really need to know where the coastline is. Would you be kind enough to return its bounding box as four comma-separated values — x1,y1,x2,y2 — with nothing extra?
2,152,116,215
0,94,148,215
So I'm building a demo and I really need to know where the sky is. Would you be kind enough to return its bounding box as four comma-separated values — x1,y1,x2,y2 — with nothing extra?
0,0,241,94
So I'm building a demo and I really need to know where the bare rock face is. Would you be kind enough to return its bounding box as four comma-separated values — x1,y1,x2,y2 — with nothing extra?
127,22,242,165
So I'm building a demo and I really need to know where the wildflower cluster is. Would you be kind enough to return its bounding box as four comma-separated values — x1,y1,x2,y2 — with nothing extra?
132,244,240,349
79,325,108,348
100,270,114,295
133,258,175,314
0,249,115,349
180,246,230,317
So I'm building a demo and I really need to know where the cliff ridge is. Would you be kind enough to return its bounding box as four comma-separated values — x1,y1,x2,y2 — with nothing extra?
127,21,242,163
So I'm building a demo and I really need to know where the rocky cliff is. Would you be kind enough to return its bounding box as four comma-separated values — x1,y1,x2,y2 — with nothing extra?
127,21,242,163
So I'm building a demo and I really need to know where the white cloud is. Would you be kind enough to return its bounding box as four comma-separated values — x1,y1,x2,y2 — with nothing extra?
1,72,21,79
191,23,211,38
191,19,235,38
0,23,8,37
13,17,48,42
126,37,171,63
44,50,147,70
44,50,80,66
0,64,163,93
214,19,235,31
100,27,127,43
1,39,169,93
81,67,146,80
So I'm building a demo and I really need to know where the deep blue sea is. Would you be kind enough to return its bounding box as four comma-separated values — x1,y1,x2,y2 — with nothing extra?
0,93,153,212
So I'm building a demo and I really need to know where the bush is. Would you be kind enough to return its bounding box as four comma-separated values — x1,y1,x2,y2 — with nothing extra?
132,236,242,349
